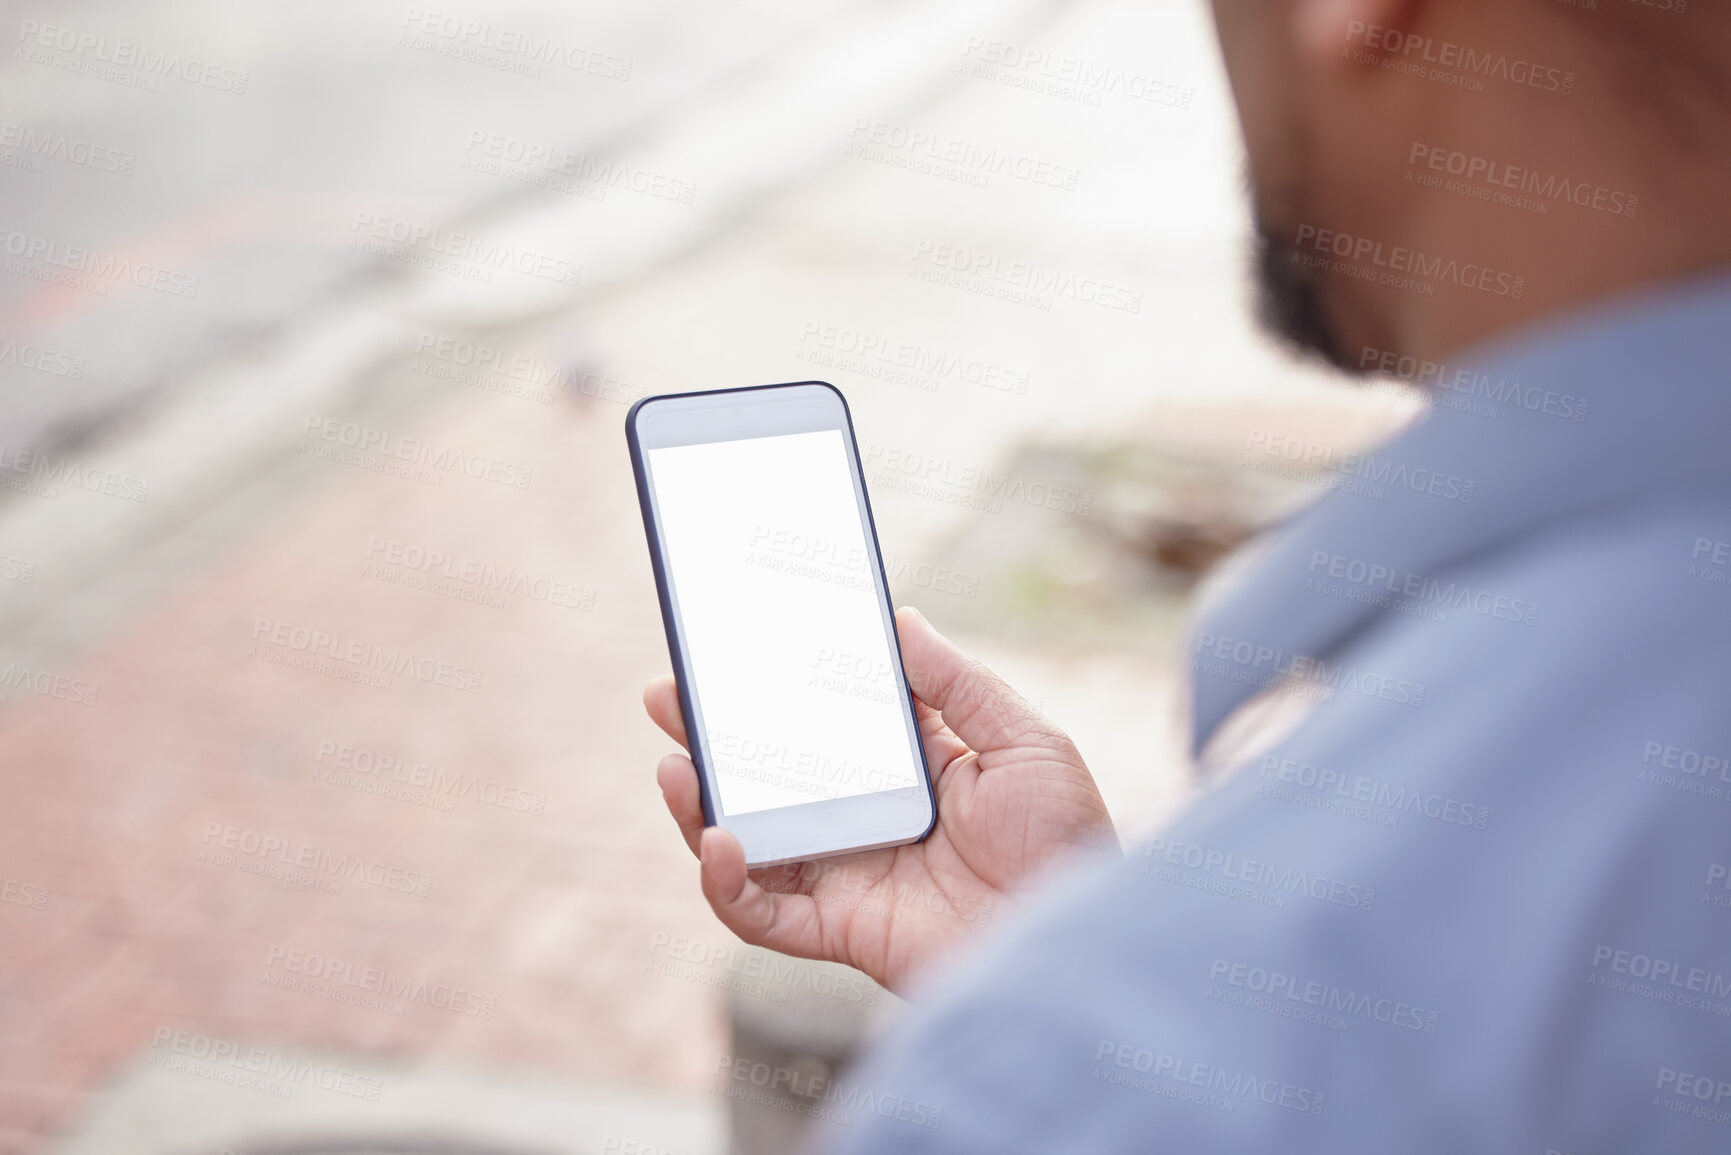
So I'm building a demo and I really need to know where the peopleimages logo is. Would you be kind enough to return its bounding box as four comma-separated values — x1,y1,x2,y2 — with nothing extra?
462,130,694,203
1243,429,1475,504
713,1054,944,1129
398,7,632,81
148,1028,382,1101
0,663,99,707
300,415,533,490
648,933,880,1006
314,740,547,815
1589,945,1731,1004
1,877,48,910
1343,20,1574,95
0,337,85,378
249,616,484,694
1358,345,1588,422
0,226,200,298
1407,143,1637,218
1093,1041,1326,1115
1637,739,1731,804
1193,629,1427,709
958,37,1193,110
1142,837,1376,911
863,439,1094,517
848,118,1080,191
1704,864,1731,910
264,945,496,1018
16,19,251,94
1305,550,1540,627
708,727,909,802
0,442,151,503
1293,224,1524,299
797,321,1029,396
363,536,593,610
348,211,582,286
1657,1067,1731,1107
909,240,1142,314
0,121,135,175
1206,958,1440,1033
200,822,434,897
1256,754,1491,831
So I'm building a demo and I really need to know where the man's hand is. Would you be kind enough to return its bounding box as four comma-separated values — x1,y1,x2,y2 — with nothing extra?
644,606,1116,995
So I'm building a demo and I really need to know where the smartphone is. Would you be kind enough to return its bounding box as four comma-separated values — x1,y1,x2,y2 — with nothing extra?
625,381,937,868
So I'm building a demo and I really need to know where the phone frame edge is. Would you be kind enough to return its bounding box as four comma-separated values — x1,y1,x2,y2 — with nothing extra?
623,381,940,866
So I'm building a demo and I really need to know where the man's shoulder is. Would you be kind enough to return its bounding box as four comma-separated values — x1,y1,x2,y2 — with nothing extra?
1327,484,1731,713
827,488,1731,1155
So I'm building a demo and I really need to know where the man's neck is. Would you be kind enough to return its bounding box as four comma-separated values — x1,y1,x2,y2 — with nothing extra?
1383,107,1731,363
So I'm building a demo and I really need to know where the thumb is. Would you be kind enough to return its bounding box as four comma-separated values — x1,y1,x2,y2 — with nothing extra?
894,606,1065,755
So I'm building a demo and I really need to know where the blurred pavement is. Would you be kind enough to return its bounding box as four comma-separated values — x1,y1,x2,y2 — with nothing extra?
0,1,1416,1151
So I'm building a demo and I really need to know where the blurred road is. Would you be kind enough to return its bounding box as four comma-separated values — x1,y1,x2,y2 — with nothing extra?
0,0,867,453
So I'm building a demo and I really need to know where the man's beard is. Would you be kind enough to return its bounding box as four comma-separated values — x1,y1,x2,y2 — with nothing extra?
1253,213,1354,371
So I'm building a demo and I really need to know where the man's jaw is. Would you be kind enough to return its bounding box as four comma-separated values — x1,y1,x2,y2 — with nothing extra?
1253,213,1355,372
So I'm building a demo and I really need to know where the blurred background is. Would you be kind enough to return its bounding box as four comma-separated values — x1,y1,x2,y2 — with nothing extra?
0,1,1421,1152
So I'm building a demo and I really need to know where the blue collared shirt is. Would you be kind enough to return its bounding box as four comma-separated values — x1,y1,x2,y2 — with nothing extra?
827,273,1731,1154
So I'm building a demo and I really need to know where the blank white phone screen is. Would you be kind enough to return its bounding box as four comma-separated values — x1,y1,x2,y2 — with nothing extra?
648,429,920,816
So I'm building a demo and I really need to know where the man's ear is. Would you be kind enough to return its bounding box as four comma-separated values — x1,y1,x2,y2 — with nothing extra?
1292,0,1424,66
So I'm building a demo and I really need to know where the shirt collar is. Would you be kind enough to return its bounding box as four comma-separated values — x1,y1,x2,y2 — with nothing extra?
1191,270,1731,753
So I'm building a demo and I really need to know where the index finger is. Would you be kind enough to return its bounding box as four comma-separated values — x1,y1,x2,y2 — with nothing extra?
895,606,1066,755
643,674,689,749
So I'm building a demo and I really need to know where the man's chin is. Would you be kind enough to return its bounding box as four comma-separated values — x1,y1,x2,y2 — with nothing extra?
1253,219,1356,372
